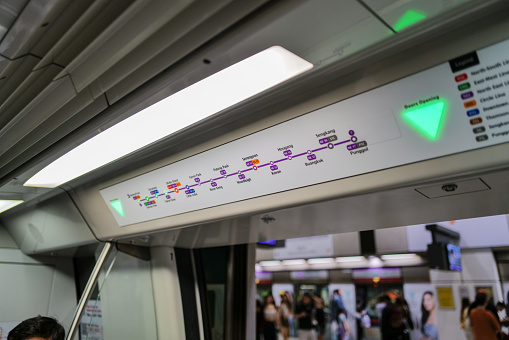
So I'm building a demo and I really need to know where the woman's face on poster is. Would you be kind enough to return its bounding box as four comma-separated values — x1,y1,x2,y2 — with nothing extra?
423,293,435,311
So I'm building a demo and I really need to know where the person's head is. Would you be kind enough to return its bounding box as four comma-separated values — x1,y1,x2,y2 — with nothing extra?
8,316,64,340
280,291,288,301
333,289,340,296
378,294,391,304
497,301,506,311
265,294,275,305
302,292,312,305
474,291,488,307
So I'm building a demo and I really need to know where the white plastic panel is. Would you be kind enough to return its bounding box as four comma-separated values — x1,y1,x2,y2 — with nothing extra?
64,0,194,93
101,38,509,227
0,249,77,331
2,192,96,254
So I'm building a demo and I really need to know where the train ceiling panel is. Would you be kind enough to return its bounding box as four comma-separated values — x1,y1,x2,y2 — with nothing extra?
0,0,508,251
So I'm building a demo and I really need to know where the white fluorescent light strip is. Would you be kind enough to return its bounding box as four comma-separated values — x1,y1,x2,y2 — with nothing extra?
307,258,334,264
259,261,282,267
282,259,306,265
24,47,313,188
381,254,418,260
335,256,365,263
0,200,23,213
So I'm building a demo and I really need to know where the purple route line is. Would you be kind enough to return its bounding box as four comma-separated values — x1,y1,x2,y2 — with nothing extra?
335,139,350,146
136,136,356,206
312,146,328,152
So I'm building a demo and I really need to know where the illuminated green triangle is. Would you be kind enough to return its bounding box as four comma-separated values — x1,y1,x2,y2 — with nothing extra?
394,10,426,31
110,200,125,217
403,101,445,139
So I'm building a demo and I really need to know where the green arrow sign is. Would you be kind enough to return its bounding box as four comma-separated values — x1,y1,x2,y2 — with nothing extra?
110,199,125,217
403,101,445,139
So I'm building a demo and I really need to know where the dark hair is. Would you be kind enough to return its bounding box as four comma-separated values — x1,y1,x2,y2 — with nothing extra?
8,316,65,340
264,294,275,305
497,301,506,308
421,291,434,333
460,298,470,323
333,289,339,295
468,292,488,316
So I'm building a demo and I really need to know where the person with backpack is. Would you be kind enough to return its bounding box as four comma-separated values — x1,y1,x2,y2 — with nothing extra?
381,299,408,340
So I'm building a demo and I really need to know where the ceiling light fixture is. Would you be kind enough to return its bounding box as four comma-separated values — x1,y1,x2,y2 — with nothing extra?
0,200,23,214
335,256,365,263
307,258,334,264
259,260,282,267
24,47,313,188
282,259,307,266
381,254,418,260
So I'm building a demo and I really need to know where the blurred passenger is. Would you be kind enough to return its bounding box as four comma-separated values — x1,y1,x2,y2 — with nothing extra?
469,291,500,340
497,301,509,334
469,289,500,324
263,294,278,340
336,308,350,340
278,291,293,340
8,316,65,340
376,294,391,325
313,293,326,340
332,289,347,323
420,291,438,340
460,297,473,340
295,292,317,340
381,299,407,340
396,297,414,334
355,299,367,340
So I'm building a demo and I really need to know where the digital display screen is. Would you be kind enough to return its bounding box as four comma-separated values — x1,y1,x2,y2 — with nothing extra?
447,244,462,271
259,240,277,246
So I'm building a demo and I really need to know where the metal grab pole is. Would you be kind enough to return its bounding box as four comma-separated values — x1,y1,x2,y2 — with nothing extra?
66,242,114,340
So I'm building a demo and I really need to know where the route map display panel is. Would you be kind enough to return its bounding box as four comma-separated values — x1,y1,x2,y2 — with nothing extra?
101,38,509,227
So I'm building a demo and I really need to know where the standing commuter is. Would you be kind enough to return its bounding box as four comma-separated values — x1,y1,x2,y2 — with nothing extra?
313,293,326,340
8,316,65,340
278,291,293,340
470,291,500,340
263,294,278,340
496,301,509,334
381,299,406,340
460,297,474,340
295,293,317,340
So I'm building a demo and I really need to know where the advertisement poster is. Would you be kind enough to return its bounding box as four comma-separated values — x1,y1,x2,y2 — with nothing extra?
437,286,455,309
404,283,439,340
80,300,104,340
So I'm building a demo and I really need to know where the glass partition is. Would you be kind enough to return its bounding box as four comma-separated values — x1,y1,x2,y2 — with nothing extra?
79,247,157,340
